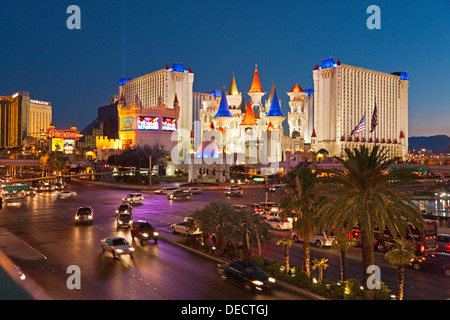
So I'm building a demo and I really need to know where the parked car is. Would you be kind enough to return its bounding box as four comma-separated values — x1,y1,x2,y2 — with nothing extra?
187,187,202,194
292,230,335,247
58,190,77,199
225,185,243,197
116,213,132,229
248,203,265,214
75,206,94,225
409,252,450,277
154,187,177,195
217,260,276,292
100,236,135,259
171,220,201,235
116,203,132,216
259,202,280,214
122,193,143,204
437,234,450,253
266,217,293,231
130,220,159,245
167,190,191,200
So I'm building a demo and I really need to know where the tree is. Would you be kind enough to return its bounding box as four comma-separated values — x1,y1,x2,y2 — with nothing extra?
311,258,329,283
107,144,169,170
280,167,322,277
276,238,293,274
384,239,417,300
49,152,70,175
331,232,358,282
318,145,424,299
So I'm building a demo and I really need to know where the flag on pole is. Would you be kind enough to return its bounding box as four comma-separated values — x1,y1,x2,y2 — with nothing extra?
370,101,378,133
350,115,366,135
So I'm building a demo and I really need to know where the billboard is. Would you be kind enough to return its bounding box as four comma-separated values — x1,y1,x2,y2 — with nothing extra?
51,138,64,152
138,116,159,131
162,117,176,131
63,139,75,155
121,117,134,131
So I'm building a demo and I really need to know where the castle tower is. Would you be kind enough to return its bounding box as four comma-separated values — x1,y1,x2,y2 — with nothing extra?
287,83,308,140
247,65,266,119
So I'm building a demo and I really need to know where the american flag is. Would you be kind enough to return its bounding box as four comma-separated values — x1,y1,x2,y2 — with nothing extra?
370,101,378,133
350,115,366,135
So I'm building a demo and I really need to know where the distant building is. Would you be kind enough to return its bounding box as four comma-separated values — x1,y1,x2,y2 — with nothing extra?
0,91,52,148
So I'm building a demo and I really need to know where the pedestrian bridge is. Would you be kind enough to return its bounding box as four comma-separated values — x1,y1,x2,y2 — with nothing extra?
0,159,40,167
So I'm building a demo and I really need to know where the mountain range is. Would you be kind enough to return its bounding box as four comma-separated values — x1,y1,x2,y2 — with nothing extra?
409,135,450,153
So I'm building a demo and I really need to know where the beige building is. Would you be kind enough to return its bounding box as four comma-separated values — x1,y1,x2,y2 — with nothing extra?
312,58,409,159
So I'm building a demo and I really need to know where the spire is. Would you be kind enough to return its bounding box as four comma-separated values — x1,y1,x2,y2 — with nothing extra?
228,73,239,96
214,88,233,118
266,87,285,118
241,101,258,126
248,64,264,93
267,122,274,132
289,83,304,93
311,128,317,138
268,83,275,103
241,96,247,113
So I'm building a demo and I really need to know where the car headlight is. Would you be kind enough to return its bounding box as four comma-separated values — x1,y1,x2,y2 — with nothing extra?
88,215,93,220
268,277,275,283
118,221,123,224
129,247,135,252
116,210,119,213
153,232,159,237
142,233,149,238
252,280,264,286
115,249,123,253
75,216,79,220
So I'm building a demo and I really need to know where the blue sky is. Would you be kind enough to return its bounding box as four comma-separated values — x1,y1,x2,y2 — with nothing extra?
0,0,449,137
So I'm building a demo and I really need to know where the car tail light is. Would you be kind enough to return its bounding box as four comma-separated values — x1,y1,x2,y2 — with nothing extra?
324,235,328,241
446,244,450,251
420,245,425,252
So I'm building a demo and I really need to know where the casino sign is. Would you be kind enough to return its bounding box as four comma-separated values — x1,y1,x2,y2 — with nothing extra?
46,124,83,155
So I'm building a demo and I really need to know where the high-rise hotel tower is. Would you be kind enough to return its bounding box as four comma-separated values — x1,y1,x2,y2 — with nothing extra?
312,58,409,160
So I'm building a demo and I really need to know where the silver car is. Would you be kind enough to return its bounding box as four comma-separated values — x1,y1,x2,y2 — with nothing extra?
100,236,135,258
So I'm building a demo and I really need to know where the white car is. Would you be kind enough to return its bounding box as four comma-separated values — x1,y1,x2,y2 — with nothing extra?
154,187,177,195
100,236,135,258
292,230,335,248
122,193,144,204
58,190,77,199
260,202,280,214
187,187,202,194
266,217,293,231
170,221,202,236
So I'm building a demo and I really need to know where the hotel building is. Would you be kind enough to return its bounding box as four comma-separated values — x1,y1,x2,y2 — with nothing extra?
0,91,52,148
312,58,409,159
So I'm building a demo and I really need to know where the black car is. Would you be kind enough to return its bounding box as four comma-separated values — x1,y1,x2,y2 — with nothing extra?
75,206,94,225
116,213,132,229
130,220,159,245
217,260,276,292
410,252,450,277
116,204,132,216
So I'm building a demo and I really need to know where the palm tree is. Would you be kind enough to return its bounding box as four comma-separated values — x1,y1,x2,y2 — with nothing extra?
227,209,271,259
318,145,424,299
280,167,322,277
384,239,417,300
276,238,293,274
192,200,234,255
311,258,330,283
331,232,358,282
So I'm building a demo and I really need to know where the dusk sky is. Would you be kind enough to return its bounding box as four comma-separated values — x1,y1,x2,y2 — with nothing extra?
1,0,449,137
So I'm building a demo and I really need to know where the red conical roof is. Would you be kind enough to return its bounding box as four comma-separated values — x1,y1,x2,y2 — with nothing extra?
290,83,304,93
248,65,264,93
241,101,258,126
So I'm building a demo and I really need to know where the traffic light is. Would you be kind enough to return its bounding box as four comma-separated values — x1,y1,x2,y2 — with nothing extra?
206,169,209,175
265,185,269,193
199,168,202,175
212,169,215,175
222,169,225,176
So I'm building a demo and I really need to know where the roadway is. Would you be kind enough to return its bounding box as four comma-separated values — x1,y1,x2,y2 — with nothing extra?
0,180,448,300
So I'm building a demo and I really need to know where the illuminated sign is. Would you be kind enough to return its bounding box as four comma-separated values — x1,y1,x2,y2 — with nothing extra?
51,138,64,152
162,117,176,131
30,99,50,106
138,116,159,131
63,139,75,155
121,117,134,131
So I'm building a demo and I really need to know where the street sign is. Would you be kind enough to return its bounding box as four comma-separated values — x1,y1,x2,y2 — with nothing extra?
5,185,31,191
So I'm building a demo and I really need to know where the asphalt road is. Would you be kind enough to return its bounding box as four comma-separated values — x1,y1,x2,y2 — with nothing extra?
0,180,448,300
0,181,309,300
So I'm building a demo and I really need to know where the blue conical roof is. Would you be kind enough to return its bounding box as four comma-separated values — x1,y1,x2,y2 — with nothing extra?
214,88,233,118
266,87,285,117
